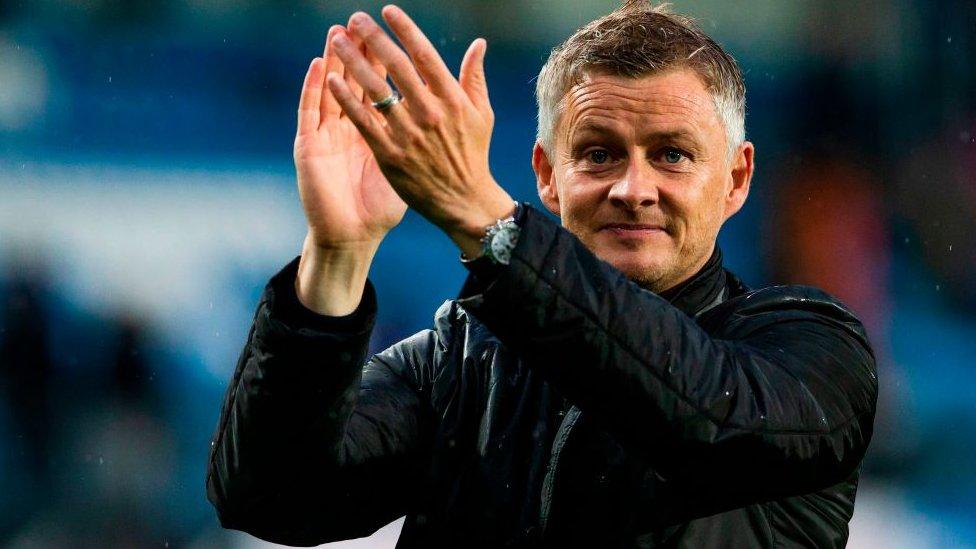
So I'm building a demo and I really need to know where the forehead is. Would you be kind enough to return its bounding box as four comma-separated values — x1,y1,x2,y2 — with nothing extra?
560,69,721,141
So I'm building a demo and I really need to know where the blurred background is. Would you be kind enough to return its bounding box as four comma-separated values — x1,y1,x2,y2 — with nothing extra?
1,0,974,547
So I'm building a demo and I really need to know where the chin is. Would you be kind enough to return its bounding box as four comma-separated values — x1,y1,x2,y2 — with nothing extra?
602,252,672,290
576,231,678,290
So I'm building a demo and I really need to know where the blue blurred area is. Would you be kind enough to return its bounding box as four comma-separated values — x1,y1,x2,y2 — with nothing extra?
1,0,974,546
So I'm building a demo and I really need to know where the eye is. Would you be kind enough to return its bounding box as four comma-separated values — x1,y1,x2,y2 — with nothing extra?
588,149,610,164
663,148,684,164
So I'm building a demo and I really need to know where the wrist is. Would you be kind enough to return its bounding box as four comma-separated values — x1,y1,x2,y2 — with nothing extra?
447,185,516,258
296,234,379,316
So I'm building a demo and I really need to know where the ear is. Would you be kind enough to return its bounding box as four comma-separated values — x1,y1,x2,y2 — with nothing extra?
533,141,560,216
723,141,754,221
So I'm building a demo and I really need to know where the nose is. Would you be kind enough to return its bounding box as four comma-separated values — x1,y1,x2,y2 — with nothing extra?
607,158,659,211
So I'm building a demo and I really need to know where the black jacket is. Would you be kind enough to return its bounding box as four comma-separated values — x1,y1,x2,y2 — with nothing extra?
207,205,878,548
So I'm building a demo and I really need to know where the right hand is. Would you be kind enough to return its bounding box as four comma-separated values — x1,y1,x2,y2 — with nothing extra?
295,24,407,251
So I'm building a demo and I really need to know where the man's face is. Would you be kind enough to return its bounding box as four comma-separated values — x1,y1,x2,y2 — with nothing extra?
533,68,754,292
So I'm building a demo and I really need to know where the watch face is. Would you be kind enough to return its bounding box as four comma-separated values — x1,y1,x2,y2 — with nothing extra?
490,223,520,265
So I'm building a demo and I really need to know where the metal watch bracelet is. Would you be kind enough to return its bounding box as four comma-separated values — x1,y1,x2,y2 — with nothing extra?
460,201,522,266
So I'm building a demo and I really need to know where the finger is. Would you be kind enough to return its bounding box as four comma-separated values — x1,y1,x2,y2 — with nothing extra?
459,38,491,113
380,6,457,96
343,20,367,104
364,44,388,108
327,73,398,156
322,25,344,119
332,30,411,125
298,57,324,135
347,12,431,106
363,45,391,130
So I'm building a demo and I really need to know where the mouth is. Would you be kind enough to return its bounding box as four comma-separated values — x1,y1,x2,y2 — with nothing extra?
600,223,668,235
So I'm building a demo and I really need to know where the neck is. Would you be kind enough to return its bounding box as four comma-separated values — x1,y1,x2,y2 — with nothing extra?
653,243,717,295
657,245,724,307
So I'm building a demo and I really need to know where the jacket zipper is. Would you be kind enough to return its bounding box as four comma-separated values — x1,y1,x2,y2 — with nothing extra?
538,403,581,538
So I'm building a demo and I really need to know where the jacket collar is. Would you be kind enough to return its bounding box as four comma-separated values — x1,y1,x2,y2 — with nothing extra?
657,246,727,318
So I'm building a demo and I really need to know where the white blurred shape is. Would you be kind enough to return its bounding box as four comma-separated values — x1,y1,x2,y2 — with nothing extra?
0,161,306,379
0,162,302,317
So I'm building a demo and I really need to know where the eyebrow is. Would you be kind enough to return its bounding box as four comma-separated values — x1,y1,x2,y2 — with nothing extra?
571,123,703,150
570,121,618,138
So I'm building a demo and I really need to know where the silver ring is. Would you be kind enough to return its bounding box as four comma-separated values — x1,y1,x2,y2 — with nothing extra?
371,91,401,112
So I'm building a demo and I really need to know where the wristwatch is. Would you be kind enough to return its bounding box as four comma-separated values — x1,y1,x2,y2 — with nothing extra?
462,201,523,266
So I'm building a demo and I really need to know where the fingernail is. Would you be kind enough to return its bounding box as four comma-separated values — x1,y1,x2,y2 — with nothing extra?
332,33,350,48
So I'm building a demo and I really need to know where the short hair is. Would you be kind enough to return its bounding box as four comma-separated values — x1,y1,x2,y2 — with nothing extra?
535,1,746,159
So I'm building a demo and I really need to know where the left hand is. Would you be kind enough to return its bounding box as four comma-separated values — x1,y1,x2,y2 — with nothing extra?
325,5,515,258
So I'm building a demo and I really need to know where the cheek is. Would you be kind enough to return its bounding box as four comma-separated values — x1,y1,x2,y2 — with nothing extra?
561,175,604,221
689,179,728,239
666,176,722,240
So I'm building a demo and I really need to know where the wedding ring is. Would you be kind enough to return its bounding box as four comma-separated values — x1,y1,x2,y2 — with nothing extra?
371,91,402,112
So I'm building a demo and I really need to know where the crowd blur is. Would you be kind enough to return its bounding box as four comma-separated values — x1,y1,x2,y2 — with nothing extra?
1,0,974,547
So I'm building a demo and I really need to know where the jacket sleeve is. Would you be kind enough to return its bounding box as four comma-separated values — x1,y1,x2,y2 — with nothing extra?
456,206,878,523
206,257,437,546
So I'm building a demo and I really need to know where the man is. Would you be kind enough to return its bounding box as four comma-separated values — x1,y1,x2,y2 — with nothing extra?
207,2,878,547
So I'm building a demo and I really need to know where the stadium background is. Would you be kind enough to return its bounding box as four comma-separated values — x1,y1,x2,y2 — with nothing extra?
1,0,974,546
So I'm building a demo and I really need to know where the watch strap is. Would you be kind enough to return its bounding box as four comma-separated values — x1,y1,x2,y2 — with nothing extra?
460,201,524,266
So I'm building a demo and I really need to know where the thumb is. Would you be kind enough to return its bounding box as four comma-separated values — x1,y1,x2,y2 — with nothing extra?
459,38,490,113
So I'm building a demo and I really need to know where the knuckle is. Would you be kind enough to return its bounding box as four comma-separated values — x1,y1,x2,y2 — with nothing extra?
405,127,427,147
416,110,443,129
443,93,465,112
358,112,377,131
385,148,407,165
348,107,369,127
411,47,435,66
359,24,380,43
358,117,383,140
